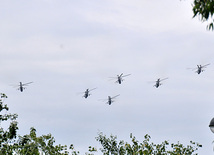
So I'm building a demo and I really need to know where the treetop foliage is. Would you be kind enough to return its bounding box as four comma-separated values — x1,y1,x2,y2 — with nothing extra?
95,132,202,155
0,93,18,155
0,93,71,155
192,0,214,30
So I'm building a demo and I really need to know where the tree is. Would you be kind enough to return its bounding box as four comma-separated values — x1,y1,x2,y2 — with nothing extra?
0,93,71,155
14,127,69,155
192,0,214,30
95,132,202,155
0,93,18,155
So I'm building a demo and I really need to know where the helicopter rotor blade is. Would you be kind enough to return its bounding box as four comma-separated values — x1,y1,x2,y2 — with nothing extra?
160,78,168,82
76,91,85,95
10,84,19,88
187,67,197,71
121,74,131,78
111,94,120,99
147,80,157,83
109,73,130,79
99,98,108,102
89,88,97,92
109,76,117,79
22,82,33,86
202,63,210,68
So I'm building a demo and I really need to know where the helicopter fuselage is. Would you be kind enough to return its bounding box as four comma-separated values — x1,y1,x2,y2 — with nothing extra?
108,96,112,105
19,82,24,92
154,79,161,88
197,65,202,74
117,76,122,84
155,84,159,88
84,89,90,98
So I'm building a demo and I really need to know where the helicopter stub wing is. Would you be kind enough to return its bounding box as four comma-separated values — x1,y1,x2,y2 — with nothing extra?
105,101,111,104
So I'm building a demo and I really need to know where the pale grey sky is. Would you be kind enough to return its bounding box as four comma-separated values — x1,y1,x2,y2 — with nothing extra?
1,0,214,154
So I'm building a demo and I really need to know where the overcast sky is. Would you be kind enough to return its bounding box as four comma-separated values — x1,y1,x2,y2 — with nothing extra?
1,0,214,154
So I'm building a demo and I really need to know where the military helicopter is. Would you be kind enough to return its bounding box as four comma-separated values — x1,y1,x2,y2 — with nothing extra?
109,73,131,84
100,94,120,105
81,88,97,98
190,63,210,74
13,82,33,92
153,78,168,88
106,95,120,105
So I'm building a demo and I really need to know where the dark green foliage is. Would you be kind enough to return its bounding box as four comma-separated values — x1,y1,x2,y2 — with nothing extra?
15,127,69,155
95,132,202,155
0,93,18,155
69,144,97,155
192,0,214,30
95,132,125,155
